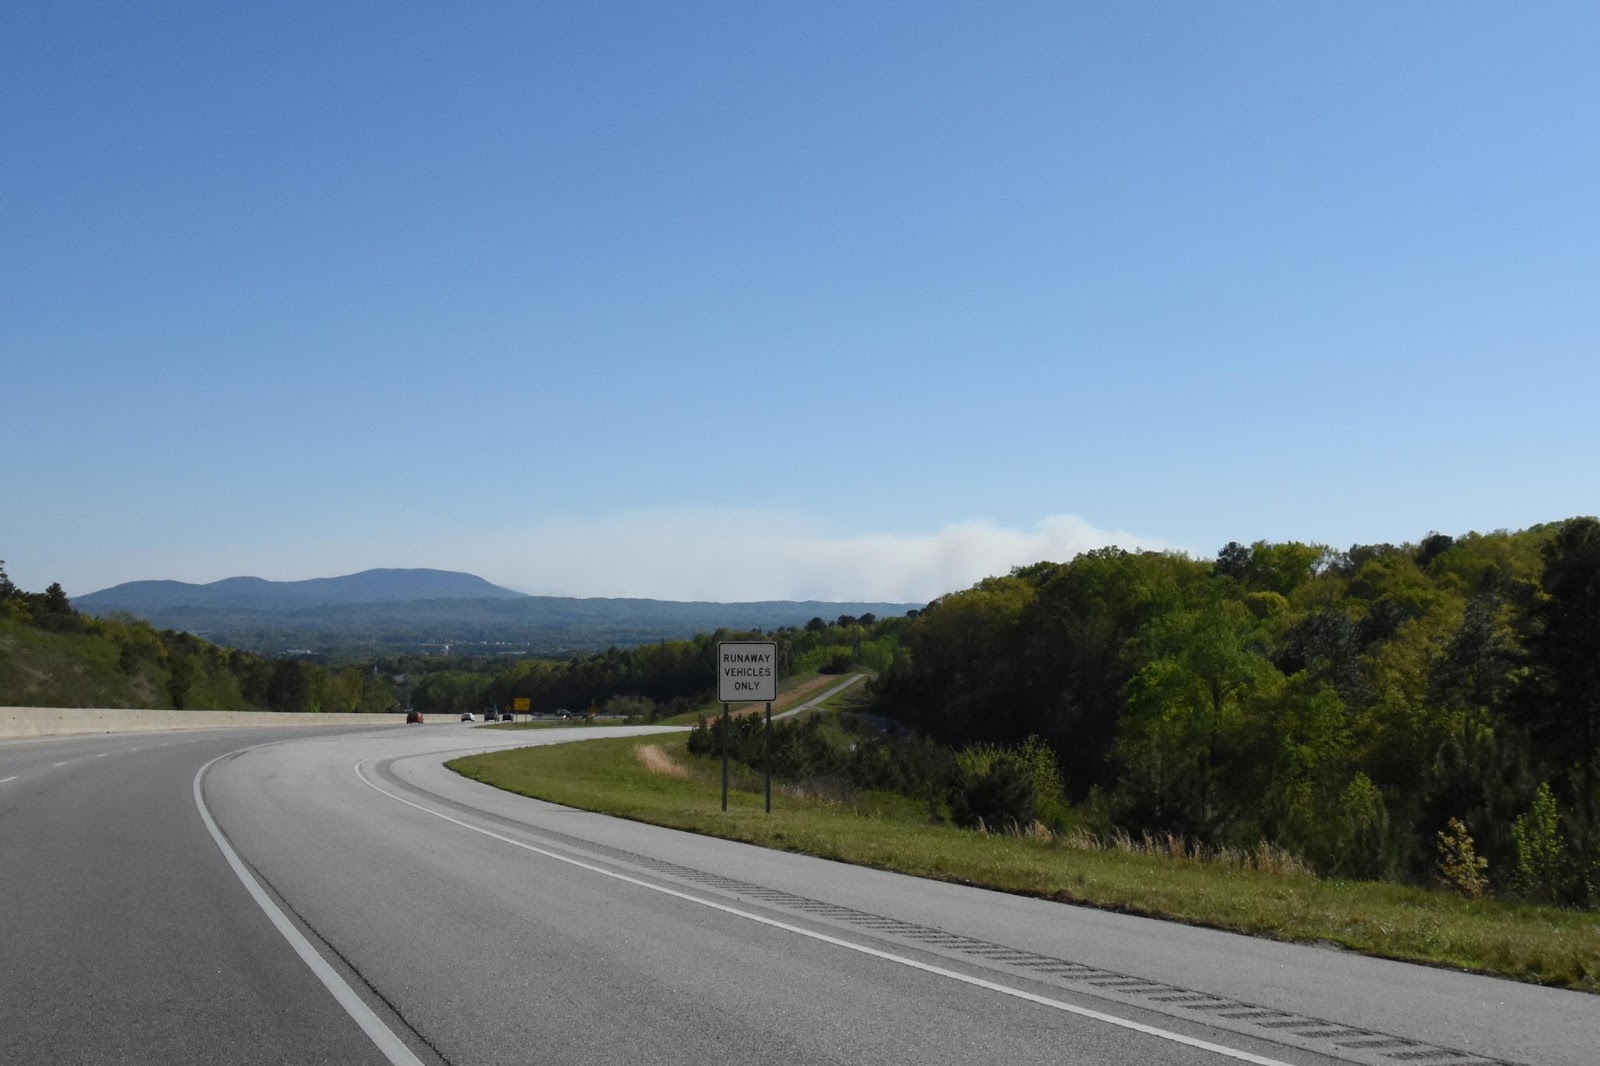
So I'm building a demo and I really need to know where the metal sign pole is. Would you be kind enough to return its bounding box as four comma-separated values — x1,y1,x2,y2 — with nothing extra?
764,700,772,813
716,641,776,815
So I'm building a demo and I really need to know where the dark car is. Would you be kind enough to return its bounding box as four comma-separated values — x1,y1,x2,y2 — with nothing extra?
405,710,424,724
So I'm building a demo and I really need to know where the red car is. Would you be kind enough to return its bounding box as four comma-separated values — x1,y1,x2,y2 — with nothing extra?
405,710,424,724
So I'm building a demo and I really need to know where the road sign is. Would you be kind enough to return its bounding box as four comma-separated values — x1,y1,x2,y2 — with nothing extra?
512,697,530,712
718,641,777,703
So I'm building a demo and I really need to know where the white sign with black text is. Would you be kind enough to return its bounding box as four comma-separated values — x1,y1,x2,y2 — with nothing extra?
717,641,777,703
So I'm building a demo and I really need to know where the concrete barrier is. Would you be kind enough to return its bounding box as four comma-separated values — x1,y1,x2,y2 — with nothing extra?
0,706,409,740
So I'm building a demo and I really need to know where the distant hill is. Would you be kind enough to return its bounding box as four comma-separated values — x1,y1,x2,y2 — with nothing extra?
75,569,919,654
79,568,527,613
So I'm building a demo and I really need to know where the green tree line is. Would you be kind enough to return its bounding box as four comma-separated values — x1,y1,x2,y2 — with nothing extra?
403,614,904,717
870,518,1600,907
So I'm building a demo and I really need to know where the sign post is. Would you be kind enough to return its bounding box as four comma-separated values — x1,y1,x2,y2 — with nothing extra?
717,641,777,813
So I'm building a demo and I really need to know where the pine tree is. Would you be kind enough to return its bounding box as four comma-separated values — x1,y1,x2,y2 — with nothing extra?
1519,517,1600,904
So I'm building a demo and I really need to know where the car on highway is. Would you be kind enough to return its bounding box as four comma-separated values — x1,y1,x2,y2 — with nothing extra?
498,711,514,722
460,712,476,722
405,710,424,724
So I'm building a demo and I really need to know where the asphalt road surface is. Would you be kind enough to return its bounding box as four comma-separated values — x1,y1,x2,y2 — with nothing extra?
3,724,1596,1065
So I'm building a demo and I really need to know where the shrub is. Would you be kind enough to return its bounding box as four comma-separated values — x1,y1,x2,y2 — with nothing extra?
687,713,714,755
950,756,1037,831
687,713,847,785
1511,782,1571,903
603,693,655,717
1436,817,1490,899
949,736,1065,831
848,734,954,801
954,736,1063,807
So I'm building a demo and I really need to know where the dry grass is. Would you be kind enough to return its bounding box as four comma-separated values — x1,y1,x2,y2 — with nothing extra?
1049,827,1316,879
634,743,691,779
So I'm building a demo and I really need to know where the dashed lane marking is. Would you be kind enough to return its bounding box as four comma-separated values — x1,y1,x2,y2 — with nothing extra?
368,754,1524,1066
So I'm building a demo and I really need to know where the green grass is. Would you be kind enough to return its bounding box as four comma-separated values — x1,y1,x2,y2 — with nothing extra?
631,706,707,726
449,731,1600,993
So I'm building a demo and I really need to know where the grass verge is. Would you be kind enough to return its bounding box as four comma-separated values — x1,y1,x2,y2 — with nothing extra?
449,731,1600,992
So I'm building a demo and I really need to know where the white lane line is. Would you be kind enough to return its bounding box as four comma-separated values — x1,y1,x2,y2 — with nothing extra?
0,775,16,784
194,754,425,1066
356,761,1292,1066
96,753,109,758
52,761,70,767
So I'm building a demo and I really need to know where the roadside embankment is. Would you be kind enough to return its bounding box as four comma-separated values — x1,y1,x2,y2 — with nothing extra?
450,732,1600,992
0,706,403,740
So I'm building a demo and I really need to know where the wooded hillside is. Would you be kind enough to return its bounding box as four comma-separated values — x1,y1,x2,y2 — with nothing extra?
873,518,1600,905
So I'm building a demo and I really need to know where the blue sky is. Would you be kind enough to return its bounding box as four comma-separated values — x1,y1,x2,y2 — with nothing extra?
5,2,1597,600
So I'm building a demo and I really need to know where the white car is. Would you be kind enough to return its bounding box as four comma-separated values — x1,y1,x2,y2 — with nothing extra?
460,712,477,722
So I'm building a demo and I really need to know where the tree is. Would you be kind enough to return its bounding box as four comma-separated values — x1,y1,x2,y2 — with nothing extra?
166,653,195,710
266,659,310,713
1277,608,1363,704
1215,542,1252,581
0,560,20,622
1416,532,1455,569
43,581,70,614
1518,516,1600,902
31,580,82,631
1118,600,1273,839
1433,596,1515,711
1246,541,1326,596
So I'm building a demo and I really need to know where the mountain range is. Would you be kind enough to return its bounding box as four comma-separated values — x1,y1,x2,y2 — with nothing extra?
79,569,526,612
76,569,920,655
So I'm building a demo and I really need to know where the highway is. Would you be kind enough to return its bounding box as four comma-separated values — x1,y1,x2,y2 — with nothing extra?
3,724,1595,1065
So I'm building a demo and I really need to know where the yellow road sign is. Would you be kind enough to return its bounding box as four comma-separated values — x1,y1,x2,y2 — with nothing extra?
512,697,530,712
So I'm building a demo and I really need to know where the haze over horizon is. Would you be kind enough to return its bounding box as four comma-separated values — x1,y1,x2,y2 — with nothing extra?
7,4,1597,603
66,512,1181,604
